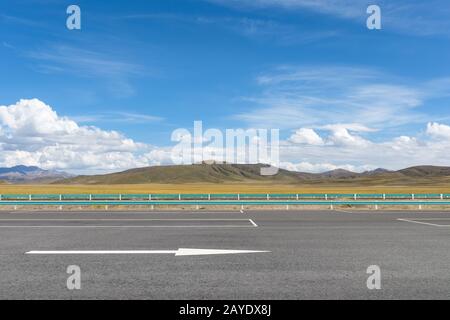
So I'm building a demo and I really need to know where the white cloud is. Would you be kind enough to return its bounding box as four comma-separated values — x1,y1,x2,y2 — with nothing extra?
326,126,370,147
280,161,374,173
206,0,450,37
234,66,448,132
123,13,338,45
426,122,450,139
388,136,419,151
235,66,427,130
278,122,450,172
2,99,450,174
0,99,159,174
205,0,366,19
290,124,372,147
71,112,163,124
0,99,142,152
320,123,376,133
28,45,144,97
28,45,142,78
289,128,324,145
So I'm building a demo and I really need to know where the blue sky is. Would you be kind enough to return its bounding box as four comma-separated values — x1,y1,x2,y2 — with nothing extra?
1,0,450,173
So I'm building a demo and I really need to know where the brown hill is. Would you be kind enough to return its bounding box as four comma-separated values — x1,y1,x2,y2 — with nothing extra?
398,166,450,177
317,169,360,179
55,164,300,184
53,164,450,186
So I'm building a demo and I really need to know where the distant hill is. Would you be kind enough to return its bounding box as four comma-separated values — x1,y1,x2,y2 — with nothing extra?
54,164,450,186
398,166,450,177
316,169,360,179
55,164,300,184
0,165,72,183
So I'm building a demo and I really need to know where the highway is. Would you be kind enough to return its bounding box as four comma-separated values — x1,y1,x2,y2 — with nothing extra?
0,209,449,299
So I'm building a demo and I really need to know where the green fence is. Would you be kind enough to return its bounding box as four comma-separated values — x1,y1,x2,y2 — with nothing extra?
1,193,450,201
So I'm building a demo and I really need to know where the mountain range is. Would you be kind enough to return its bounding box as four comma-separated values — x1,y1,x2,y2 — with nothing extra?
0,165,72,183
1,164,450,185
51,163,450,186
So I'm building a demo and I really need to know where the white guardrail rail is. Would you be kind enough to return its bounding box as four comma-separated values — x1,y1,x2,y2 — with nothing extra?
0,193,449,207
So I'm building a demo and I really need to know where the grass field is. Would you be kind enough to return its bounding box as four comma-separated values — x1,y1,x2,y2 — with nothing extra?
1,183,450,194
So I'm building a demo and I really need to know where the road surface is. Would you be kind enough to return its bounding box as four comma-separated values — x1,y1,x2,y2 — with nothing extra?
0,209,449,299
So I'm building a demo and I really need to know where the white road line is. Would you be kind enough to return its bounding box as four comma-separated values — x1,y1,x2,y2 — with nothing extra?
397,218,450,227
3,211,241,215
0,218,250,221
334,209,358,214
0,218,258,228
1,225,406,229
26,250,176,254
112,211,242,213
248,219,258,227
398,218,450,220
25,248,270,256
0,225,256,228
334,209,383,214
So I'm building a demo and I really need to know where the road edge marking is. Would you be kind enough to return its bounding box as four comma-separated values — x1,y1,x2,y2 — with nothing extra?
248,219,258,227
397,218,450,227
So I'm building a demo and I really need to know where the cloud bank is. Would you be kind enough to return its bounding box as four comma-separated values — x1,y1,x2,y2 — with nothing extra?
0,99,168,174
1,98,450,174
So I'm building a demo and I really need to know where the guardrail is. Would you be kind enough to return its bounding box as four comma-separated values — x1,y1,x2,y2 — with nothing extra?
0,193,450,207
0,200,449,207
1,193,450,201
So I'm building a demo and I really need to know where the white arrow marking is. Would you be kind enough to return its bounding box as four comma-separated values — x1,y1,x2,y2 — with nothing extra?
175,248,269,256
25,248,270,256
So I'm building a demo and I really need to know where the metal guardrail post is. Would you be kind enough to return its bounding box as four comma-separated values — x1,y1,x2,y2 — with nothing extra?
89,194,92,201
0,194,2,201
29,194,32,201
119,194,122,201
441,194,444,200
325,194,328,200
149,194,152,201
412,194,415,200
383,194,386,200
296,194,299,200
354,194,357,200
208,194,211,200
59,194,62,201
267,194,269,200
178,194,181,200
238,194,240,200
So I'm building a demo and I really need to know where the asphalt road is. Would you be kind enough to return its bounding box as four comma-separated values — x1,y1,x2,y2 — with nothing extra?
0,209,449,299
